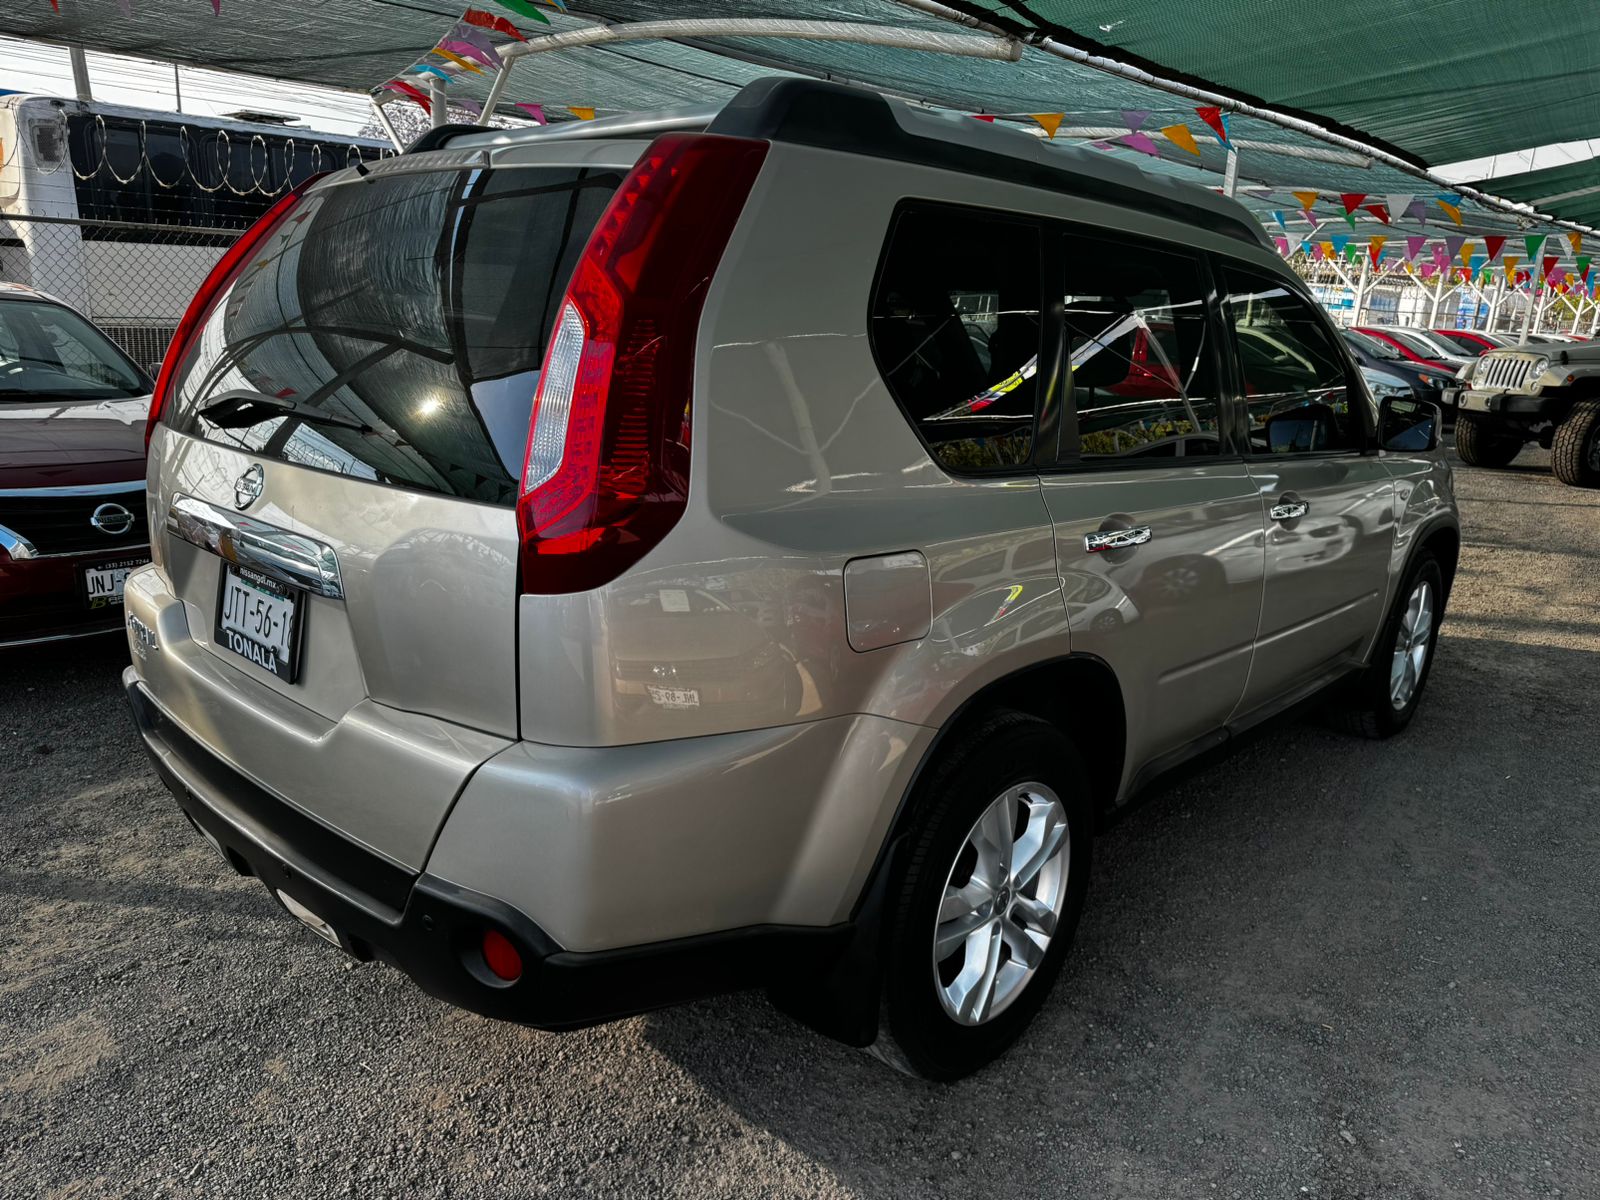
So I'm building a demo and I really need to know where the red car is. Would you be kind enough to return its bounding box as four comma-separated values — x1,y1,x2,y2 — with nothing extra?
1351,326,1459,369
0,283,153,648
1431,328,1504,354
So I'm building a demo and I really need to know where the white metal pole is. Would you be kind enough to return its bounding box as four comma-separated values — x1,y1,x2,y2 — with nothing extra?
1571,296,1585,335
429,80,446,129
1222,148,1239,198
1521,283,1538,340
371,100,405,151
1352,254,1370,325
69,46,92,102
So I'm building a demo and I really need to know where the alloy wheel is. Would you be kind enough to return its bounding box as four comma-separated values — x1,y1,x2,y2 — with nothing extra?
1389,579,1435,710
932,782,1070,1026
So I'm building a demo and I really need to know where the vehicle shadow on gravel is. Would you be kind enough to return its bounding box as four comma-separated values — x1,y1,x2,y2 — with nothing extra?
639,631,1600,1197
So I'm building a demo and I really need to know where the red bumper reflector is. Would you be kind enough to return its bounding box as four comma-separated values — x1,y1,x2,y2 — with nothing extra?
481,929,523,982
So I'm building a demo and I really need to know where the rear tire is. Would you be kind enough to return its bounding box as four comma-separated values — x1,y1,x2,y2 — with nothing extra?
1330,552,1444,740
870,710,1092,1081
1454,412,1524,467
1551,399,1600,488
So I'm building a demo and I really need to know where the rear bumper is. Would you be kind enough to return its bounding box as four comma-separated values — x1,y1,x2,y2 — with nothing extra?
126,672,855,1029
1458,388,1566,420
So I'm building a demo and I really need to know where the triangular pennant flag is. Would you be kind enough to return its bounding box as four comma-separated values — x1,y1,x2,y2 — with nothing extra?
1274,237,1290,256
1436,197,1463,225
1330,234,1351,255
1484,235,1506,262
567,106,596,121
1117,131,1161,157
1543,255,1559,279
1368,236,1387,267
454,98,484,117
1339,193,1367,216
1319,240,1336,260
1345,244,1361,264
1291,190,1319,213
1503,255,1520,281
970,114,995,123
1420,263,1436,280
1526,233,1547,260
1405,236,1427,261
1160,123,1200,155
1029,113,1065,139
1344,210,1358,230
1284,232,1303,256
430,47,484,73
1385,194,1414,221
440,38,500,70
1578,255,1592,283
494,0,553,20
1459,240,1474,267
1120,109,1151,132
1363,204,1391,224
382,80,432,112
1444,235,1466,260
1568,231,1583,256
515,102,546,124
1195,106,1230,147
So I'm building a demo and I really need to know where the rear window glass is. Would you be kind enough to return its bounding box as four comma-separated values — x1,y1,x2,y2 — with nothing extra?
870,205,1041,473
169,165,623,505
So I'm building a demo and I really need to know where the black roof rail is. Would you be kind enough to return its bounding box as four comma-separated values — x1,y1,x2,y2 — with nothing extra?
707,78,1268,250
404,123,485,154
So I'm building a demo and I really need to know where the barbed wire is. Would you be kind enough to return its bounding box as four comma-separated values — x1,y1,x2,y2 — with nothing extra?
9,111,392,198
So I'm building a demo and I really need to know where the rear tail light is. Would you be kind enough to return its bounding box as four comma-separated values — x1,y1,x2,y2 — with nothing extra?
145,173,326,449
517,133,769,594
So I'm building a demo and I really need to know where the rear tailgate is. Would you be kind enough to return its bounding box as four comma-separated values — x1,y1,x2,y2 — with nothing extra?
135,144,634,866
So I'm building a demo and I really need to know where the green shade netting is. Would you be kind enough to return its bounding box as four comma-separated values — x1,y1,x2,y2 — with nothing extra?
1469,158,1600,230
7,0,1592,242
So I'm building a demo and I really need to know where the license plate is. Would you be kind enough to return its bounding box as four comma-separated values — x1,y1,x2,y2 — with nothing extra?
646,684,700,709
215,564,303,682
82,555,147,609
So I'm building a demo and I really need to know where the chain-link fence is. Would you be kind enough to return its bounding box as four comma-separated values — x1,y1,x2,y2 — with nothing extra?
0,211,237,367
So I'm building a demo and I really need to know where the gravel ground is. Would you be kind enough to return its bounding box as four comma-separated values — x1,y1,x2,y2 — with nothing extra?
2,450,1597,1200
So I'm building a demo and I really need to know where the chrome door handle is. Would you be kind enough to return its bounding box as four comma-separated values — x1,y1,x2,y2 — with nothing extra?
1270,501,1309,522
1084,526,1152,553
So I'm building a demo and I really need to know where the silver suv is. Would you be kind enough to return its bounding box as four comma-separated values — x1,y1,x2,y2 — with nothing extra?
123,79,1459,1079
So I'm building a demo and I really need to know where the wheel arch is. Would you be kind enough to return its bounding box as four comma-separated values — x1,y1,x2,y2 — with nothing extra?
871,653,1127,883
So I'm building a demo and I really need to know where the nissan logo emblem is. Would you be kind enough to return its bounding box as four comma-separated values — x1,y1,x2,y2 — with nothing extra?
90,502,136,536
234,464,264,510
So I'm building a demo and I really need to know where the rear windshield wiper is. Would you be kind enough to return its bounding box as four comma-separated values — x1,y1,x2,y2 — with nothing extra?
198,389,376,434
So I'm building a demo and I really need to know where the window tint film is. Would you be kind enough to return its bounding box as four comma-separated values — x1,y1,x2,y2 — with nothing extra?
871,207,1041,472
170,166,622,505
1061,235,1220,461
1224,269,1364,454
0,299,149,400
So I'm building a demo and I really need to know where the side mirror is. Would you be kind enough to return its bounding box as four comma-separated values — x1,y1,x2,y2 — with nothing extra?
147,360,162,378
1379,396,1440,452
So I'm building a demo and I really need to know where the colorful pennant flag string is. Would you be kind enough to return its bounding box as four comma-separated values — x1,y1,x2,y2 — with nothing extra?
1435,195,1463,225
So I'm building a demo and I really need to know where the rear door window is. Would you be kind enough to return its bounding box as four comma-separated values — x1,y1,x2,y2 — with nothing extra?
169,165,623,506
870,205,1042,473
1058,232,1223,462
